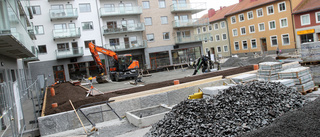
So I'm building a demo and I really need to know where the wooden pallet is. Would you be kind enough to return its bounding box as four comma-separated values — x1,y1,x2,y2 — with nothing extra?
301,61,320,66
300,86,317,95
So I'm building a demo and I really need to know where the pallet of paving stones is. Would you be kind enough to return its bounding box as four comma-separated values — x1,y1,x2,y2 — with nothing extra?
258,69,283,76
259,62,282,70
278,67,310,79
271,79,295,87
257,74,278,81
231,74,257,83
295,80,315,94
292,74,313,85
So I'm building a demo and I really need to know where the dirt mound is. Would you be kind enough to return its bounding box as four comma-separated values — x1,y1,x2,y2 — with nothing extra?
221,57,249,67
247,56,278,64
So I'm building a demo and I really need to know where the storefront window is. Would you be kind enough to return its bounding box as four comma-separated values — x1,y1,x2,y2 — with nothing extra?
150,51,170,69
68,60,105,80
300,34,314,44
171,47,201,64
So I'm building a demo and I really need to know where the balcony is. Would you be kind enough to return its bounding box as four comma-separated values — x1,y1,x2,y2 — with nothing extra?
173,18,209,28
175,33,211,44
23,46,39,62
0,3,35,59
171,3,206,13
104,40,147,52
100,6,142,17
48,0,74,1
53,28,81,40
27,24,36,40
49,8,78,21
102,23,145,35
55,47,84,59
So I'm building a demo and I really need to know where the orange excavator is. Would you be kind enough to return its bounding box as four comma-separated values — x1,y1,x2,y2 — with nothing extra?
88,42,140,83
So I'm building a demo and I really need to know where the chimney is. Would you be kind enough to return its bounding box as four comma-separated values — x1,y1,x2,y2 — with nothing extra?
220,6,223,10
239,0,243,2
208,8,216,18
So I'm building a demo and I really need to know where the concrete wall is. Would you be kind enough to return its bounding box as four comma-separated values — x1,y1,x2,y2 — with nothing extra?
38,76,228,136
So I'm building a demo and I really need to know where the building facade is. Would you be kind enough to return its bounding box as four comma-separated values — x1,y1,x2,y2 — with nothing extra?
226,0,297,56
293,0,320,49
28,0,208,83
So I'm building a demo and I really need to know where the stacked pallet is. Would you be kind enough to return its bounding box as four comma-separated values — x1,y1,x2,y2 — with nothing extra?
257,62,282,81
231,74,257,84
278,67,315,94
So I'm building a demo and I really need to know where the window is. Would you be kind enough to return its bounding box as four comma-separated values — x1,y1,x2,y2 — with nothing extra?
301,14,310,26
82,22,93,30
215,34,220,41
282,34,289,45
38,45,47,54
300,34,314,43
57,43,70,51
234,41,240,50
280,18,288,28
210,36,214,42
257,8,263,17
159,0,166,8
221,21,226,28
142,1,150,9
197,27,201,34
249,25,255,33
84,40,95,48
147,34,154,41
109,38,120,46
269,20,276,30
161,16,168,24
251,39,257,49
316,12,320,23
222,33,227,40
163,32,170,40
247,11,253,20
145,17,152,25
242,40,248,50
231,16,236,24
232,29,238,36
278,2,286,12
270,36,278,46
31,6,41,15
208,25,212,31
240,27,246,35
204,37,208,43
217,46,222,53
79,3,91,12
214,23,218,30
35,25,44,35
267,5,274,15
258,23,265,31
239,14,245,22
223,45,228,52
203,26,207,32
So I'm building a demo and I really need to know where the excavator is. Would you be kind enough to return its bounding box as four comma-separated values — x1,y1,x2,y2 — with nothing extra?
88,42,140,83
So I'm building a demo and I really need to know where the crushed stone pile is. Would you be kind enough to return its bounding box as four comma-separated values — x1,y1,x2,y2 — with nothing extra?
145,81,305,137
222,56,278,67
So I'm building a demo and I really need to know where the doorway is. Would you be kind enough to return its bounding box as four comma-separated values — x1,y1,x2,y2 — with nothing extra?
53,65,65,82
72,42,78,54
210,47,215,61
124,37,130,49
260,38,267,53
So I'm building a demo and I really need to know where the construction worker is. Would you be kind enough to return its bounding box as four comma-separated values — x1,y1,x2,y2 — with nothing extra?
193,55,210,75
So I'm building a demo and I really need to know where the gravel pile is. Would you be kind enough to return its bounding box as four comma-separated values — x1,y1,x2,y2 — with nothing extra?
145,81,305,137
221,57,249,67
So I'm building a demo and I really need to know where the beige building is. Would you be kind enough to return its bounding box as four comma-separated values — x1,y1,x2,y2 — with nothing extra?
226,0,297,56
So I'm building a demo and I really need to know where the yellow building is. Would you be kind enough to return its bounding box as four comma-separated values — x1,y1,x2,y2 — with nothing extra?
226,0,297,56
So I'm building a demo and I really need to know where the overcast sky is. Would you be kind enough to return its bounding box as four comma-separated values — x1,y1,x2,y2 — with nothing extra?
191,0,239,18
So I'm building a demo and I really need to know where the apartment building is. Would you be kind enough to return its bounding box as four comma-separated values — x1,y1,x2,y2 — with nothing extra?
0,0,37,136
28,0,207,83
226,0,297,56
293,0,320,49
201,5,236,61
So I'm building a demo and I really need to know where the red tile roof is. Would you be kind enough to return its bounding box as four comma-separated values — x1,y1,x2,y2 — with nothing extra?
209,4,237,23
293,0,320,14
226,0,277,16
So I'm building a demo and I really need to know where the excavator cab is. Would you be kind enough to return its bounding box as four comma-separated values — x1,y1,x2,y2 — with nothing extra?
109,54,139,81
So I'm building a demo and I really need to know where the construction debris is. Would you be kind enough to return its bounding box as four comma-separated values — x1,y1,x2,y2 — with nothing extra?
145,81,305,137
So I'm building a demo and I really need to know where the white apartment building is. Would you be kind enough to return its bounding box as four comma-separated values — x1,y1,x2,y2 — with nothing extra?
28,0,208,83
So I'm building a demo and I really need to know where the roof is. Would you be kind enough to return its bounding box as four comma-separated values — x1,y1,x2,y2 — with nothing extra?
209,4,237,23
293,0,320,14
226,0,277,16
199,13,209,19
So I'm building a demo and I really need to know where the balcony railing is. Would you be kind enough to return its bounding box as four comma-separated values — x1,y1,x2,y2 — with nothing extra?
49,8,78,20
23,46,39,62
27,23,36,40
173,18,209,28
175,33,211,44
55,47,84,59
100,6,142,17
104,40,147,52
102,23,145,35
171,3,206,13
52,28,81,40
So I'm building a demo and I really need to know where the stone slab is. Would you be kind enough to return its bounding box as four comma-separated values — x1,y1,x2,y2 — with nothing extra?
102,98,141,121
139,92,169,108
68,105,103,128
38,111,71,136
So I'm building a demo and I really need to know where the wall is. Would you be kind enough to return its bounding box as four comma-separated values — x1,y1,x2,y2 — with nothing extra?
294,10,320,29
